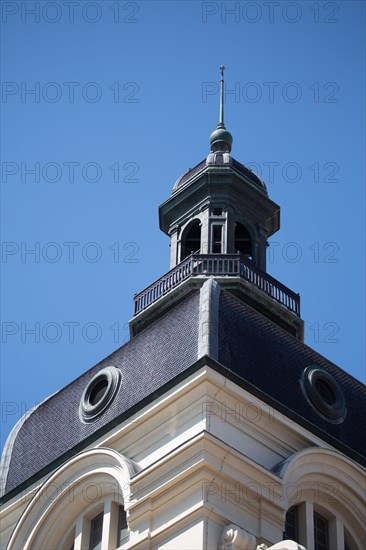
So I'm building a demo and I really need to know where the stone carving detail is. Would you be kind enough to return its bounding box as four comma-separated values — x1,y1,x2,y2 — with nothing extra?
256,541,306,550
219,524,256,549
218,526,306,550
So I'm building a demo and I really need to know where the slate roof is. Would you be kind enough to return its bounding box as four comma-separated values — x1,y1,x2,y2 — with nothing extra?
218,290,366,464
172,156,267,193
0,292,200,501
1,282,365,503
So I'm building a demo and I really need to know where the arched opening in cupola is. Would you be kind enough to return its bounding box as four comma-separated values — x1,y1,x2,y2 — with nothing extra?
234,222,253,258
181,220,201,261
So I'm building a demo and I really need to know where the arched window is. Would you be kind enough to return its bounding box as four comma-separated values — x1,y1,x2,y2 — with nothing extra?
284,504,359,550
60,502,128,550
5,449,137,550
234,222,252,258
89,512,103,550
284,505,299,542
181,220,201,260
280,449,364,550
118,505,129,546
313,511,329,550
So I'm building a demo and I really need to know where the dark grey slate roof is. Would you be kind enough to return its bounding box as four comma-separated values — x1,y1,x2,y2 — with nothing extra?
2,281,365,503
1,291,200,500
218,290,366,464
172,156,267,193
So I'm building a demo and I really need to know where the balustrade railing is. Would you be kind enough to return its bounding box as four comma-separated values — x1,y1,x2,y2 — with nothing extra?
133,254,300,317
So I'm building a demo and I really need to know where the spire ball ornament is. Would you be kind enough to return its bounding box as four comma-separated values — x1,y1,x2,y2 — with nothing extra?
209,65,233,153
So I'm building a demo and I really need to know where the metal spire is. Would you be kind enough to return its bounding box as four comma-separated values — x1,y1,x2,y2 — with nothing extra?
209,65,233,153
219,65,225,128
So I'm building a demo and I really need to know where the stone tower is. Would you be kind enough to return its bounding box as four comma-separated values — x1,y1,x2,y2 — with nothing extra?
1,69,365,550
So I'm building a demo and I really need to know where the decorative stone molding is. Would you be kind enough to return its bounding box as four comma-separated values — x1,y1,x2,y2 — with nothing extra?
6,448,138,550
257,542,306,550
219,524,256,549
198,277,221,360
218,526,306,550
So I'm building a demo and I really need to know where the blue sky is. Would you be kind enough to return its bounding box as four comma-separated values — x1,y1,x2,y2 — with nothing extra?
1,0,365,452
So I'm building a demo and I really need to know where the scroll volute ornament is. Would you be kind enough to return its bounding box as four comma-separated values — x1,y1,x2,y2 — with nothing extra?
218,525,307,550
219,524,256,550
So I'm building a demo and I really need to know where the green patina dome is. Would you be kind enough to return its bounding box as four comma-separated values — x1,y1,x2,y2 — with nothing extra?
209,124,233,152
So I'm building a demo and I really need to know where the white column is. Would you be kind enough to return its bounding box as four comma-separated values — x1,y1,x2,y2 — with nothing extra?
101,499,119,549
74,515,90,550
329,516,344,550
298,501,314,550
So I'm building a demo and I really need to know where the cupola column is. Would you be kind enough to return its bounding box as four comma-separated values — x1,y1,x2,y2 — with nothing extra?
200,210,210,255
257,230,268,271
169,226,179,269
226,207,236,254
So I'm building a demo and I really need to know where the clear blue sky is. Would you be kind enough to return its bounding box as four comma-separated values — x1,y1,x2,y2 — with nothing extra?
1,0,365,452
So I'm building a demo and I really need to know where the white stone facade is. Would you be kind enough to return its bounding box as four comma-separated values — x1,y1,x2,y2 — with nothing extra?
1,366,364,549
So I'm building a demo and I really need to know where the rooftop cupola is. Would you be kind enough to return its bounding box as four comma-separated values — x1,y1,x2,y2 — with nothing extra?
133,67,303,340
159,66,280,273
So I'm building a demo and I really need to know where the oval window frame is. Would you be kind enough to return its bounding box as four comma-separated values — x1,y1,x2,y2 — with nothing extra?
301,366,346,423
79,366,121,423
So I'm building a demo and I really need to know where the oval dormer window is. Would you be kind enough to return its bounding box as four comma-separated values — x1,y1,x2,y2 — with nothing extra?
301,366,346,423
79,366,121,422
